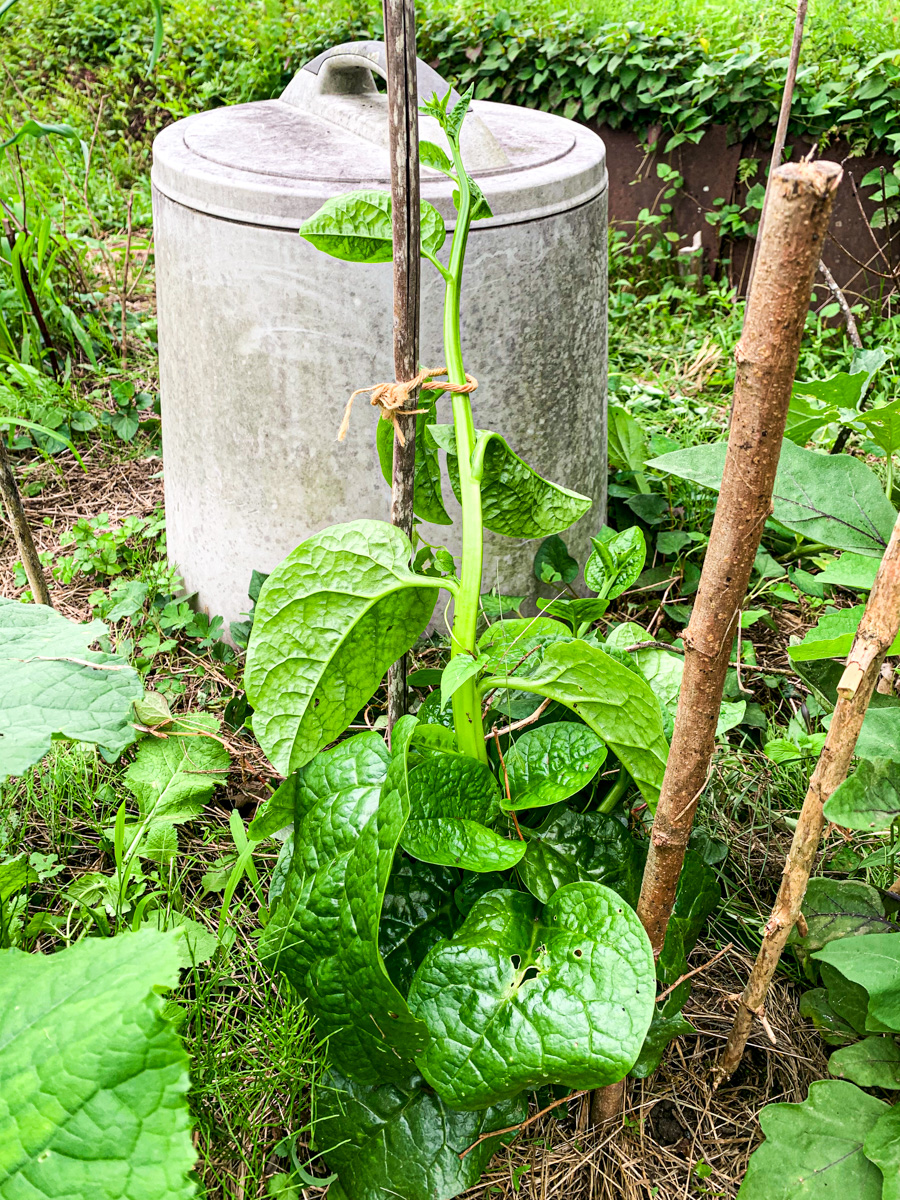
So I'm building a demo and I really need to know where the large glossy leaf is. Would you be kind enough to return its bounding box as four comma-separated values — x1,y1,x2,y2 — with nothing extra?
0,929,196,1198
402,819,526,872
245,521,440,774
482,639,669,807
408,883,655,1108
502,723,607,810
864,1104,900,1200
788,878,896,951
427,424,592,538
380,857,459,995
737,1080,888,1200
376,389,452,526
300,190,446,263
824,759,900,832
649,440,897,555
814,934,900,1033
315,1070,526,1200
259,728,428,1084
828,1036,900,1089
518,805,645,907
0,600,142,778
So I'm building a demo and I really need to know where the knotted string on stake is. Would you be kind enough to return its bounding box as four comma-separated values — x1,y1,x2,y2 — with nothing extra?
336,367,478,446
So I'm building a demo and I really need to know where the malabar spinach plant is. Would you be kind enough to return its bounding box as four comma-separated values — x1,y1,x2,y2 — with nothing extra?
244,88,684,1197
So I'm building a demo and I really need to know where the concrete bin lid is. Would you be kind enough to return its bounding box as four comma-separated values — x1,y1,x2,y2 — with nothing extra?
151,41,607,231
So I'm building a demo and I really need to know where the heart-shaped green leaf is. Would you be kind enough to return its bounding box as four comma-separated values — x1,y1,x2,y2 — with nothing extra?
300,190,446,263
259,727,429,1084
245,521,441,775
737,1080,887,1200
0,600,143,778
533,534,579,584
402,818,526,872
315,1069,526,1200
408,883,655,1108
427,424,592,538
824,759,900,831
482,639,669,807
536,596,609,632
518,805,645,906
502,723,607,810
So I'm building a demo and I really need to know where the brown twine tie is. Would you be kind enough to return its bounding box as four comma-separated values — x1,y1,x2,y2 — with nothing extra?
337,367,478,446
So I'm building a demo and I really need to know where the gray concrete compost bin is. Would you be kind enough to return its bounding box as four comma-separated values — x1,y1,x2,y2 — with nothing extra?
151,41,608,628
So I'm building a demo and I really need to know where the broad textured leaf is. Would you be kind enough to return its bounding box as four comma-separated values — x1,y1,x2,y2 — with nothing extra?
409,883,655,1107
0,855,37,902
300,190,446,263
814,934,900,1033
608,404,650,474
0,929,196,1198
852,708,900,763
533,535,579,585
584,526,646,599
825,759,900,832
629,1010,695,1079
788,878,896,950
800,987,859,1046
828,1035,900,1089
784,389,840,445
518,805,644,906
124,715,229,828
428,424,591,538
649,440,897,555
401,819,526,872
259,729,428,1083
315,1069,525,1200
502,723,607,810
817,553,879,591
380,857,458,994
479,617,574,679
737,1080,887,1200
0,600,142,777
482,639,669,806
864,1105,900,1200
789,605,900,662
376,389,451,525
245,521,440,774
536,596,609,632
248,772,299,840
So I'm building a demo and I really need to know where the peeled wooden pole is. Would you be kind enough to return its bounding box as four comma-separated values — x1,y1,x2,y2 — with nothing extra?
383,0,421,731
718,508,900,1080
637,161,842,954
0,437,52,606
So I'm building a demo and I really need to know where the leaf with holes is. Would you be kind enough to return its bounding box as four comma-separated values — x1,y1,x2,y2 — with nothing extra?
408,883,655,1108
824,760,900,832
245,522,440,774
316,1069,525,1200
737,1080,888,1200
828,1036,900,1089
501,723,607,811
0,929,196,1198
517,805,645,906
0,600,142,778
300,190,446,263
427,425,591,539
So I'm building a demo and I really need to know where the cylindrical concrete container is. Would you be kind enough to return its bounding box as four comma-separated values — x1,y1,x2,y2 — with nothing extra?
151,41,607,627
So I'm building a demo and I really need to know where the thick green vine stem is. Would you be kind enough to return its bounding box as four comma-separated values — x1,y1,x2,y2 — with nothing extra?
445,132,488,763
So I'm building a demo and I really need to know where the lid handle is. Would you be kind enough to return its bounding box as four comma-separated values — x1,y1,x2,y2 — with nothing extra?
281,40,509,172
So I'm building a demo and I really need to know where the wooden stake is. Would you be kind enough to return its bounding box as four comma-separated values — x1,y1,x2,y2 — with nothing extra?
383,0,421,733
747,0,809,294
636,161,842,958
718,508,900,1080
0,437,52,606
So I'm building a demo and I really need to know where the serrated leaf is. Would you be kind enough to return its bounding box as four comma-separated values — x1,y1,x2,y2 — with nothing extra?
518,805,644,906
737,1080,887,1200
825,759,900,831
0,600,143,778
259,729,428,1083
828,1035,900,1088
408,883,655,1107
125,714,230,829
482,639,669,807
533,534,579,585
584,526,646,599
245,521,440,774
864,1104,900,1200
629,1010,695,1079
376,389,452,526
428,425,591,539
649,440,897,555
0,854,37,902
0,930,196,1198
300,190,446,263
788,878,896,950
502,723,607,810
315,1069,525,1200
380,857,458,994
814,934,900,1032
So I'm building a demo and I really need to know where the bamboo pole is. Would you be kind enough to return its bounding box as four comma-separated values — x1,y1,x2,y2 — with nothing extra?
383,0,421,733
718,508,900,1080
0,437,52,605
